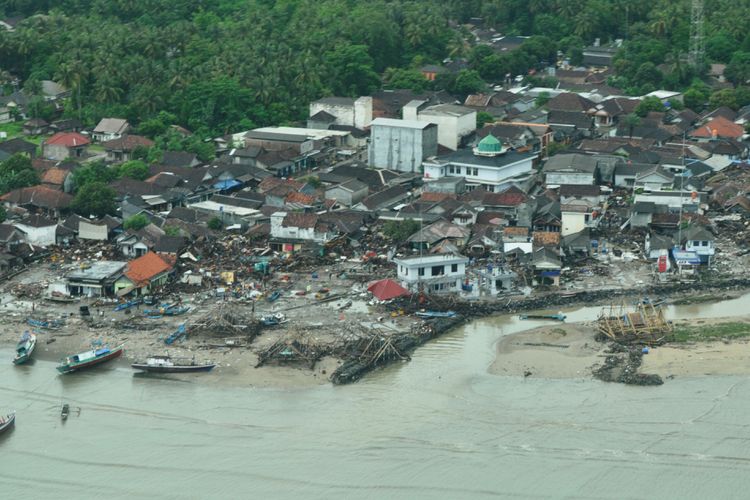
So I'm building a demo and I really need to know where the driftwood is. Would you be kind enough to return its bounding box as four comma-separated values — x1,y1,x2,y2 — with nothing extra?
255,329,328,368
188,302,260,340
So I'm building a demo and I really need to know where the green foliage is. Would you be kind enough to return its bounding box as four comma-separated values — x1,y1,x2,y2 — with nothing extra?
163,225,181,236
635,96,665,117
683,86,709,112
123,213,149,231
383,68,427,93
207,217,223,230
476,111,494,128
71,161,119,192
706,33,737,64
71,182,117,218
709,89,739,111
535,91,551,108
725,52,750,86
324,45,380,97
546,142,567,157
118,160,149,181
452,69,485,95
382,219,420,241
299,176,322,189
671,322,750,343
0,154,39,194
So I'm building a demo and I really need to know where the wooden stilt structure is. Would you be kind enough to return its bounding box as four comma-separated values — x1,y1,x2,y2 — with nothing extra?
597,302,672,344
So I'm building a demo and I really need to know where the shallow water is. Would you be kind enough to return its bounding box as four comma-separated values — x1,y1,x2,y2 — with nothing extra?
3,295,750,499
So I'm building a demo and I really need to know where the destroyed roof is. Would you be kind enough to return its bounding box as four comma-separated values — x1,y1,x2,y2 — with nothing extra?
102,135,154,151
0,185,73,209
533,231,561,247
682,225,713,242
648,232,674,250
15,214,56,228
282,212,318,229
0,223,20,241
407,220,470,244
124,251,173,286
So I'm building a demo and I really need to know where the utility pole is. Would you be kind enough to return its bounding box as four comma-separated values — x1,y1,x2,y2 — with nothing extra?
689,0,705,68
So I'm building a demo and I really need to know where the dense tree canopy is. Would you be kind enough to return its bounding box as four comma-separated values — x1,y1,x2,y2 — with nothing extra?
70,182,117,217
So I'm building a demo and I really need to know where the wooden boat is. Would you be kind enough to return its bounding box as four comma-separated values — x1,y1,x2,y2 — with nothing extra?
114,298,142,311
519,313,566,322
13,332,36,365
131,355,215,373
164,305,190,316
45,292,78,303
415,310,457,318
61,403,69,421
27,318,63,329
260,313,287,327
0,412,15,434
56,344,125,374
164,324,187,345
266,291,281,303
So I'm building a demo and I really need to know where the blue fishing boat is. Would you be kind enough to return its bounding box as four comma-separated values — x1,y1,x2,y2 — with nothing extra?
164,305,190,316
266,291,281,303
13,332,36,365
27,318,63,329
114,298,142,311
415,310,457,319
165,324,187,345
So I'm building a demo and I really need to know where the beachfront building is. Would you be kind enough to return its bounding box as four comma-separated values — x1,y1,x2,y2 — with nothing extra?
392,253,469,294
65,261,127,297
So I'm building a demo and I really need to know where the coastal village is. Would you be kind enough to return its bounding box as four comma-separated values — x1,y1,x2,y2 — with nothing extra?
2,22,750,385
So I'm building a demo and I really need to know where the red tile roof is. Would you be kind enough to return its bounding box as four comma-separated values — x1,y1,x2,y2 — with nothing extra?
285,191,316,205
40,167,68,186
533,231,561,247
124,251,173,287
420,192,455,203
45,132,90,148
691,116,744,139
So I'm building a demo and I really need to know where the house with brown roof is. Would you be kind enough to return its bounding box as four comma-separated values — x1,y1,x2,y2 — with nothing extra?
0,137,37,159
114,251,174,296
270,211,336,248
0,185,73,217
13,214,58,246
102,135,155,162
42,132,90,161
689,116,745,141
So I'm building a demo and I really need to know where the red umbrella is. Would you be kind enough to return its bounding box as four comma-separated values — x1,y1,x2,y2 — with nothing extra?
367,279,409,301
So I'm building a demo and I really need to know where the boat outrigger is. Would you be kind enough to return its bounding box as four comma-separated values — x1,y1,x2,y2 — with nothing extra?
131,355,215,373
13,332,36,365
56,344,125,374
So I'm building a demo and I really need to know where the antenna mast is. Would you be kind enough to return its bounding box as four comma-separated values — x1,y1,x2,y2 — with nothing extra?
689,0,705,67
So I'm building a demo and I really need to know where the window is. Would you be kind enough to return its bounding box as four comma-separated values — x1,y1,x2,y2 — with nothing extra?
431,265,445,276
451,264,458,273
456,166,462,174
472,168,479,176
418,268,425,277
448,166,455,174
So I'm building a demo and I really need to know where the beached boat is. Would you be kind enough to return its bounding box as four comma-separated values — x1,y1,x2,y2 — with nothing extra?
114,298,142,311
415,310,457,318
131,355,215,373
164,324,187,345
266,291,281,303
0,412,15,434
164,305,190,316
56,344,124,374
27,318,64,329
45,292,78,303
519,313,566,322
13,332,36,365
61,403,69,421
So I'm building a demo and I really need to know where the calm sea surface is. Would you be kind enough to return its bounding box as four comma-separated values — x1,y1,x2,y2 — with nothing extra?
3,295,750,499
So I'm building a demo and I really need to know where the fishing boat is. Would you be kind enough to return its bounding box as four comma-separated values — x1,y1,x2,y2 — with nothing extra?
0,412,15,434
27,318,64,329
114,298,142,311
13,332,36,365
131,355,215,373
164,324,187,345
163,305,190,316
519,313,567,322
61,403,69,421
415,310,457,318
56,344,125,374
45,292,78,303
266,291,281,303
260,313,286,327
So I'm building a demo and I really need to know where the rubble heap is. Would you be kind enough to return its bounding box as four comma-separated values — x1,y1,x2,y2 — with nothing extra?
188,303,260,340
597,302,672,345
254,329,329,368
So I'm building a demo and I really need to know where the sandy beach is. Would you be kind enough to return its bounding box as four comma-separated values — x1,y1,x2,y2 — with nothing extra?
490,316,750,380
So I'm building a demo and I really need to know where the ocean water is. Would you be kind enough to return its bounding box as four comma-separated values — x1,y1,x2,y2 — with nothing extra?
3,296,750,499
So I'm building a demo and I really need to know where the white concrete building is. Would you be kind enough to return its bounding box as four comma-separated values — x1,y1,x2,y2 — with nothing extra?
404,102,476,151
14,215,57,246
423,134,537,192
308,96,372,129
368,118,438,172
561,204,596,236
392,253,469,294
270,212,332,243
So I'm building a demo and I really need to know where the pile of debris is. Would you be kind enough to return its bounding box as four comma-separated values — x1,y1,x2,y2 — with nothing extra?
7,283,44,299
592,343,663,386
254,330,329,368
188,303,260,340
597,302,672,345
331,331,410,384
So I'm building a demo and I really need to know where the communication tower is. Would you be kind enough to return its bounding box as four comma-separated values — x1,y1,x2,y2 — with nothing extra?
689,0,705,67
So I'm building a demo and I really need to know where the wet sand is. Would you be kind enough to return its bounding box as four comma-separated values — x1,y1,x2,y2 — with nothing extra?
490,316,750,380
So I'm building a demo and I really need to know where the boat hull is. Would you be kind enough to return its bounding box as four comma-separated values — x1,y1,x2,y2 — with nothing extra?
13,334,36,365
0,412,15,434
131,363,215,373
57,346,124,374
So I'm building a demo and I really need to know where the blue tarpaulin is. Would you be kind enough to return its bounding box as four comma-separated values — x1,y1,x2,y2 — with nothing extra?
213,179,242,191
